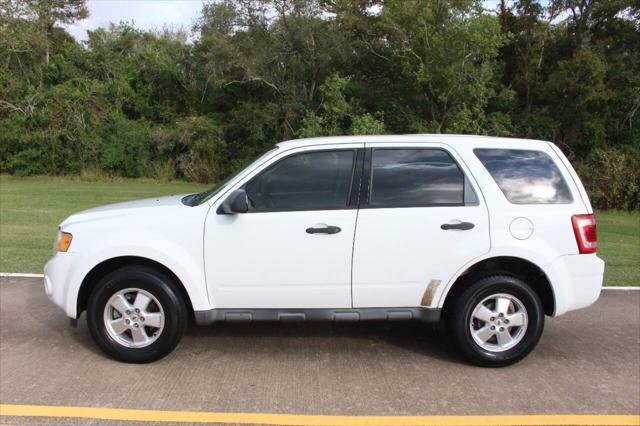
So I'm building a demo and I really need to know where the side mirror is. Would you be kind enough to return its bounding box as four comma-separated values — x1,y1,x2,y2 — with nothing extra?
218,189,249,215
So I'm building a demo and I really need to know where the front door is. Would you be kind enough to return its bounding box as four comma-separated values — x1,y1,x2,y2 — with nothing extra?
352,143,490,308
204,145,363,309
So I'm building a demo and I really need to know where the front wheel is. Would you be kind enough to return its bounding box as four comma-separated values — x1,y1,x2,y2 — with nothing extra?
446,275,544,367
87,266,188,363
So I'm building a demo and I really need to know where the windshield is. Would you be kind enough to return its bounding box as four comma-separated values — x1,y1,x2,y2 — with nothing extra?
184,147,278,206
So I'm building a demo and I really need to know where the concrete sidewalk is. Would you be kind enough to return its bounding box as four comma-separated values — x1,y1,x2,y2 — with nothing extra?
0,276,638,423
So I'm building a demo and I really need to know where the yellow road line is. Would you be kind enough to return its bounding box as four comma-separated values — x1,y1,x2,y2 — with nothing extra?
0,404,638,426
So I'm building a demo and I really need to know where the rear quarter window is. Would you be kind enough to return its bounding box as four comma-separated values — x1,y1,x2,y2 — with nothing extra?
474,148,573,204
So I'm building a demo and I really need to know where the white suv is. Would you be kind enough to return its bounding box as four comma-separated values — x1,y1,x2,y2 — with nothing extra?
44,135,604,366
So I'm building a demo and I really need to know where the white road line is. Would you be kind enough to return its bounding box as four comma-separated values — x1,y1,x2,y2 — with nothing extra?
0,273,44,278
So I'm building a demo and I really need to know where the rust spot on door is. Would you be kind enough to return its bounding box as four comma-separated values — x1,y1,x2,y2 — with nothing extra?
421,279,441,306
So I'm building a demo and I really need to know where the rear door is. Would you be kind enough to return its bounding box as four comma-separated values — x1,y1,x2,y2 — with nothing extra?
352,143,490,308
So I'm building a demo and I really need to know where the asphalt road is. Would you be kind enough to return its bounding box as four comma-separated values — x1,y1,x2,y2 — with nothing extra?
0,276,639,424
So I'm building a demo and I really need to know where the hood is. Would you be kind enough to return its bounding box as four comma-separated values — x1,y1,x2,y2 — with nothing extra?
60,194,191,227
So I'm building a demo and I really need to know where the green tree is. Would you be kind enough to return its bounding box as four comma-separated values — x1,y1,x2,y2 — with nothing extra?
0,0,638,209
377,0,506,133
299,74,384,136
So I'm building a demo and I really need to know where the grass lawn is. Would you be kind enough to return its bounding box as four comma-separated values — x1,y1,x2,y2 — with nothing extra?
596,210,640,286
0,175,207,273
1,175,638,286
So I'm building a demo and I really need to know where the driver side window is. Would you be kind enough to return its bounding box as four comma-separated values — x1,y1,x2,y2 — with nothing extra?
245,150,355,212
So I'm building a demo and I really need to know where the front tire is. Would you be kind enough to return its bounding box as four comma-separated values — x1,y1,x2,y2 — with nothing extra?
446,275,544,367
87,266,188,363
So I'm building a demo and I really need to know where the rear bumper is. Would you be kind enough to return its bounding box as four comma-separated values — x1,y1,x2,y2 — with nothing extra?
545,254,605,316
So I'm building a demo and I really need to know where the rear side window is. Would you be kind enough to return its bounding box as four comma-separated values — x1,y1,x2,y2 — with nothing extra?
474,148,573,204
370,149,464,207
245,150,355,212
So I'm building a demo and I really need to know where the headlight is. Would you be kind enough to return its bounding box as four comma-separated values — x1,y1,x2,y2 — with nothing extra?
54,229,73,253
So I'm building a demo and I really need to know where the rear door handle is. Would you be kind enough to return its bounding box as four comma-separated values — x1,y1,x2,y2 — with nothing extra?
441,221,475,231
306,225,341,235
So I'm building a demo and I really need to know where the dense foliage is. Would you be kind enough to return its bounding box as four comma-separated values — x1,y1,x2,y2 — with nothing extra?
1,0,638,209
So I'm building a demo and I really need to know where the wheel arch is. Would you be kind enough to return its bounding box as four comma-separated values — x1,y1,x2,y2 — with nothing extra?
441,256,555,317
77,256,195,320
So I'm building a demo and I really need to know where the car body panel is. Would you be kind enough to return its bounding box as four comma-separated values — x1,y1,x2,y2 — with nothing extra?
46,198,211,318
203,143,363,309
352,141,491,308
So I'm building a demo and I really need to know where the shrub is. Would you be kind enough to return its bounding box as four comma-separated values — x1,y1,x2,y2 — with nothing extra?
174,117,225,184
577,147,640,211
98,117,150,178
351,113,385,135
147,159,176,183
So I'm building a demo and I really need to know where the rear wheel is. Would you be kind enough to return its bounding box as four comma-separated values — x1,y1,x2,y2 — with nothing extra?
446,274,544,367
87,266,188,363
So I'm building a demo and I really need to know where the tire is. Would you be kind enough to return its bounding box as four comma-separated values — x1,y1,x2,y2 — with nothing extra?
87,266,188,363
445,274,544,367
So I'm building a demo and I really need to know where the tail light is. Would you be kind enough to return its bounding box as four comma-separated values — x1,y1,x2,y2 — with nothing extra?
572,214,597,254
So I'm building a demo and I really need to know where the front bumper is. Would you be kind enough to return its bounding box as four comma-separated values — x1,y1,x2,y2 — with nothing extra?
545,253,605,316
44,252,77,318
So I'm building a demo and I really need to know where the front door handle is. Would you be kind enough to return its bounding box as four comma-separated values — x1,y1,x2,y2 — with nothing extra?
441,221,475,231
306,225,341,235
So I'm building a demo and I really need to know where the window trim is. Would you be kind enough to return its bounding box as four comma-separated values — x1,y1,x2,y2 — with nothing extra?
473,148,574,205
359,147,476,209
242,148,362,213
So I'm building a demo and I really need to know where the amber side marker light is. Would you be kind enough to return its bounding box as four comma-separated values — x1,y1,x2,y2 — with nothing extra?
57,232,73,252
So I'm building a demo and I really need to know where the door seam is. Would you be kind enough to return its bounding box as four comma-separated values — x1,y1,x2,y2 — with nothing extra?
350,144,367,308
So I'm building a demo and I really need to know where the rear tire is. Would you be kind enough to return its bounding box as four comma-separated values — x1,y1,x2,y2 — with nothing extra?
87,266,188,363
446,274,544,367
